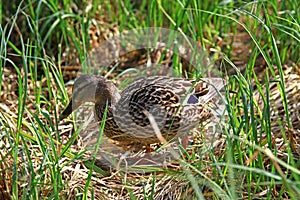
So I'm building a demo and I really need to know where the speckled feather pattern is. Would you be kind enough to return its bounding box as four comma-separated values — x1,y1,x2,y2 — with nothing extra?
256,73,300,132
61,75,223,145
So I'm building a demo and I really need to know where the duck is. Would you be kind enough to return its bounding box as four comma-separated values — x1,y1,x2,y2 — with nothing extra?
59,75,224,151
255,72,300,133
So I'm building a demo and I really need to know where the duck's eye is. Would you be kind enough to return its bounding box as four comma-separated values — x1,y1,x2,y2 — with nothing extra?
187,94,198,104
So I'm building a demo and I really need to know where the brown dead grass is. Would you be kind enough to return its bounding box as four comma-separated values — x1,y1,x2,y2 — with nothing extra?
1,18,300,199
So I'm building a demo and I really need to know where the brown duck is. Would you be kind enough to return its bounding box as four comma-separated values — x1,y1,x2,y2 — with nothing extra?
60,75,224,150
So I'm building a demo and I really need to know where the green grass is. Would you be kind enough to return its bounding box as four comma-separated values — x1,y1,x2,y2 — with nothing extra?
1,0,300,199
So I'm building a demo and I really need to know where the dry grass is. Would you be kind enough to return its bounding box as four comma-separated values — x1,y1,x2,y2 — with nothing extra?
1,1,300,198
1,52,299,199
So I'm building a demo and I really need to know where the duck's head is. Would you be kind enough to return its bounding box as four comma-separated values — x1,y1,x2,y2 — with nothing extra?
59,74,120,120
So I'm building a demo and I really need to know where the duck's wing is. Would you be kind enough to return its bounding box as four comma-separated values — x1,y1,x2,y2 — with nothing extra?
115,82,181,131
113,77,224,136
120,76,224,105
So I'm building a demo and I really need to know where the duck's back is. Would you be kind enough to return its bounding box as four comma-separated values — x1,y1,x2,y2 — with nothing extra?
109,76,221,144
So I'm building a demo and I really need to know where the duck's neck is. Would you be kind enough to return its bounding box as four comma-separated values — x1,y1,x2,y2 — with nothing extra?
94,80,120,109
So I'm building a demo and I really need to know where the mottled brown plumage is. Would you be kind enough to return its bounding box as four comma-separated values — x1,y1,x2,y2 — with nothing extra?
60,75,224,147
255,73,300,133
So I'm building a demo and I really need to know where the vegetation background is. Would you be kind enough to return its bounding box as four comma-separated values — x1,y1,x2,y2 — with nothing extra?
0,0,299,199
